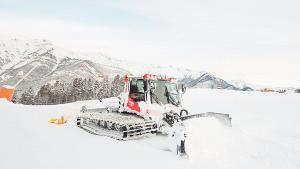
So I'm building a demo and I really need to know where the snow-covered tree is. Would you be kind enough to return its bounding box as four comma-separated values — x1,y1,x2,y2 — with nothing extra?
35,83,51,104
20,87,35,105
93,80,101,97
17,76,117,105
51,81,69,104
11,94,18,103
111,75,124,97
72,78,84,101
97,77,111,99
87,78,95,99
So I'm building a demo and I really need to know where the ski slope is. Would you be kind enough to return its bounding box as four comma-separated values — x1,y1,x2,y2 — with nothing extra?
184,89,300,169
0,89,300,169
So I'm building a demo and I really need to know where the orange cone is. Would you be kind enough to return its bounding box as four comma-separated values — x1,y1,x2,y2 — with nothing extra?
58,116,65,124
0,85,15,102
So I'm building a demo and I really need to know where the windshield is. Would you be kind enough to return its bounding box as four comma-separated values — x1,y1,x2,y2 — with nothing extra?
151,80,180,106
165,82,180,106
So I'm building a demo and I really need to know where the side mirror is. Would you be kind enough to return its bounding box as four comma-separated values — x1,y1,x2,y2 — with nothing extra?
182,85,186,94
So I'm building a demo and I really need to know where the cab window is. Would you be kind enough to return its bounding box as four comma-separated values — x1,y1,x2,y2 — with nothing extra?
129,79,145,102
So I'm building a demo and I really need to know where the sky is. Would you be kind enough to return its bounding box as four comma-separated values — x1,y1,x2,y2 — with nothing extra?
0,0,299,87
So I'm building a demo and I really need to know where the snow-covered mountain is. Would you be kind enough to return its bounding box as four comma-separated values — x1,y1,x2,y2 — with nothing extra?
179,72,246,90
0,37,248,96
0,38,130,96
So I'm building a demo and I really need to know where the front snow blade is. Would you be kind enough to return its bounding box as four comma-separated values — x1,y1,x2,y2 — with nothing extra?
180,112,232,127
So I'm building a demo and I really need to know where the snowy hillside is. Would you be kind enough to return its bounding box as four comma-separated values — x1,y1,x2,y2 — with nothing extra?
1,89,299,169
0,38,130,96
0,37,246,94
0,38,196,79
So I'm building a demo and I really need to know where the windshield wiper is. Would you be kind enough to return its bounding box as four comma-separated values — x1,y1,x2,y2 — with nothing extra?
169,94,179,106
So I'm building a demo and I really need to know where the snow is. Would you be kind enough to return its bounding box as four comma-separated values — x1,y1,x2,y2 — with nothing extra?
0,99,195,169
1,85,14,89
184,89,300,169
1,89,300,169
0,74,13,82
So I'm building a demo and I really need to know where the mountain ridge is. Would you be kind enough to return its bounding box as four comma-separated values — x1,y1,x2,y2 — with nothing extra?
0,37,252,95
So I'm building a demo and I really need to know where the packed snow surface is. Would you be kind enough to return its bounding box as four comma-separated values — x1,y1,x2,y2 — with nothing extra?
0,89,300,169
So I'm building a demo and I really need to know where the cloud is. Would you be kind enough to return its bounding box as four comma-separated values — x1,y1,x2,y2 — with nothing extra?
0,0,300,87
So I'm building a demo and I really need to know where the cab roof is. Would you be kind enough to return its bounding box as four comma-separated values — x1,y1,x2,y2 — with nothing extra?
125,74,177,82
